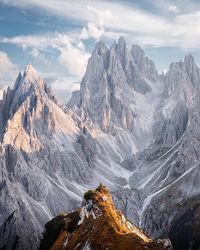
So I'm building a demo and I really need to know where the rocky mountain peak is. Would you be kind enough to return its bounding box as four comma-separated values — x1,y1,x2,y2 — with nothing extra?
24,62,37,76
164,52,200,98
118,36,126,49
4,63,45,116
114,36,127,67
68,37,162,133
184,53,195,66
131,44,145,58
93,40,108,56
39,184,172,250
20,63,44,91
183,53,200,88
131,44,157,77
0,63,59,149
168,54,196,74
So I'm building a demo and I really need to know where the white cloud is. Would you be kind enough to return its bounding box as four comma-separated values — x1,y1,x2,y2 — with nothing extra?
80,5,113,40
0,51,18,86
0,0,94,22
80,22,104,40
31,48,40,58
87,5,113,27
1,0,200,50
168,5,179,13
1,34,68,49
30,48,49,64
0,0,170,34
58,45,90,76
49,76,80,103
0,33,90,77
1,0,200,53
50,76,80,90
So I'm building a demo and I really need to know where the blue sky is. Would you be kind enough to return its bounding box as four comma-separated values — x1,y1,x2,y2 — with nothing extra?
0,0,200,102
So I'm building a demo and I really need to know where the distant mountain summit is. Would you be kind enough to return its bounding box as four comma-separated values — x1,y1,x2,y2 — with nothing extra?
68,37,162,135
39,184,172,250
0,64,92,249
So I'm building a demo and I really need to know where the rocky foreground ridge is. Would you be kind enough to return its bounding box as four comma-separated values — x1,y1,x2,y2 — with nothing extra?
39,184,172,250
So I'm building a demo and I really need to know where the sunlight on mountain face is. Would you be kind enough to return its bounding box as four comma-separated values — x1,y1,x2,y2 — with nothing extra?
40,185,172,249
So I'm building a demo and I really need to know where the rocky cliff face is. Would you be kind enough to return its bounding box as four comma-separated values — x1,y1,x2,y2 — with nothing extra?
137,54,200,241
0,64,92,250
68,37,163,140
0,37,200,249
68,38,200,249
39,185,172,250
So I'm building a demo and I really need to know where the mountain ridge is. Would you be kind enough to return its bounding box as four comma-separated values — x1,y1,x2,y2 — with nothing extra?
39,184,172,250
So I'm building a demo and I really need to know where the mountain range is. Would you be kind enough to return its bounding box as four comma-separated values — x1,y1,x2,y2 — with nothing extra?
0,37,200,249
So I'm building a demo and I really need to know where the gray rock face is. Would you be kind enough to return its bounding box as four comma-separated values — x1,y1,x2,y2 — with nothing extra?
112,187,143,224
0,65,92,249
132,55,200,240
131,45,157,77
69,38,200,245
68,37,162,135
1,38,200,249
